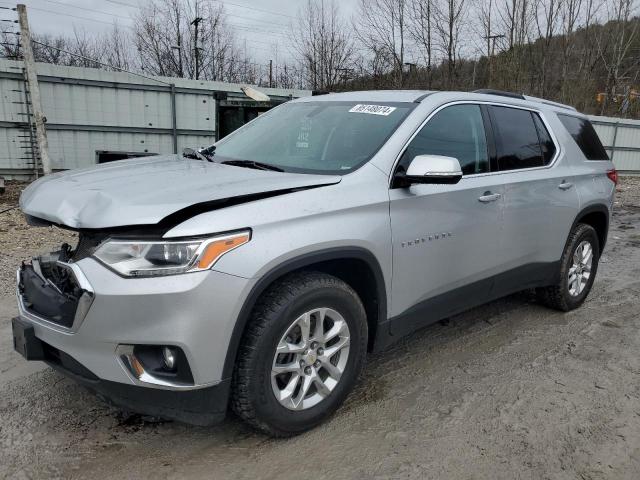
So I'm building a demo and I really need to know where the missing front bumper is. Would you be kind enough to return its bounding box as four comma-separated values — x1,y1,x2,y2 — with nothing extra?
17,256,94,331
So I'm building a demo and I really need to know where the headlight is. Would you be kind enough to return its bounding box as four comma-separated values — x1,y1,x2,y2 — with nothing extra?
93,231,250,277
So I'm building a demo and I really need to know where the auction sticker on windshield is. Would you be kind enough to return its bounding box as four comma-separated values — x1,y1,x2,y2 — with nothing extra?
349,104,397,116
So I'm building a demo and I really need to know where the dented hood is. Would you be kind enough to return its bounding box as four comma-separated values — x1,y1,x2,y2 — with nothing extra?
20,155,341,229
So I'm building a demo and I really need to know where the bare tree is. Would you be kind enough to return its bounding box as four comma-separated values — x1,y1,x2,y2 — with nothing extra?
476,0,500,86
493,0,534,90
202,2,240,81
598,0,639,114
291,0,356,90
133,0,187,77
0,31,21,60
132,0,246,82
435,0,467,88
533,0,562,96
101,24,133,71
558,0,583,101
354,0,407,87
409,0,435,88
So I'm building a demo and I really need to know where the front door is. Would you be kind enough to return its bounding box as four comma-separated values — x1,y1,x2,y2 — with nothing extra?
388,104,504,336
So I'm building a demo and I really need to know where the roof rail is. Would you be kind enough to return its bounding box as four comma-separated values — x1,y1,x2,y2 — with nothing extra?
414,92,433,103
472,89,525,100
471,89,578,111
522,95,577,112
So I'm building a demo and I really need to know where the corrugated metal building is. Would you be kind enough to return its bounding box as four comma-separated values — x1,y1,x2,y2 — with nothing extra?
0,60,310,179
589,115,640,173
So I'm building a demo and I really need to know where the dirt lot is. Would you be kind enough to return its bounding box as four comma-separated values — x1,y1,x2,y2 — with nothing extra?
1,178,640,479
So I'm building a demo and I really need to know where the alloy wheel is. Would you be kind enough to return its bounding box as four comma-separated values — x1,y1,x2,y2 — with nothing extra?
568,240,593,296
271,307,350,411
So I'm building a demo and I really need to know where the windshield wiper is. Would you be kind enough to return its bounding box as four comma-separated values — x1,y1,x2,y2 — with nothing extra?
221,159,284,172
182,147,211,162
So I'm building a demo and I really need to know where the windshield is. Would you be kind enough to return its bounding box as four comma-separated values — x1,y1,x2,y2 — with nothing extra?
213,101,414,174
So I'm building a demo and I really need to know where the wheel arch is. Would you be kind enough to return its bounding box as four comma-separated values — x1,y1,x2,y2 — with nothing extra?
221,247,388,380
572,204,610,253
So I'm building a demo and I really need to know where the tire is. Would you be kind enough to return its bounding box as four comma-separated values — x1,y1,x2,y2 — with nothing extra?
537,223,600,312
231,271,368,437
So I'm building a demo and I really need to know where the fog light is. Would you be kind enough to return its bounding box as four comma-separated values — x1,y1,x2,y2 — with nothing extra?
162,346,176,370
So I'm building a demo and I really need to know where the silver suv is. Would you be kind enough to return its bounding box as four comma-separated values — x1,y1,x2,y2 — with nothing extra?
12,90,616,436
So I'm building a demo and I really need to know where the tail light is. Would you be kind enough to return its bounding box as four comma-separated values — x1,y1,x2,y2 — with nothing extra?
607,168,618,186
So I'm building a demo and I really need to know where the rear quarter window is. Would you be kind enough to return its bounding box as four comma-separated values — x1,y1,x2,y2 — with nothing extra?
557,114,609,160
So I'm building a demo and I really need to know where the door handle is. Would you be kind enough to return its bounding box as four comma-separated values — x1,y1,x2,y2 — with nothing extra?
558,182,574,190
478,192,502,203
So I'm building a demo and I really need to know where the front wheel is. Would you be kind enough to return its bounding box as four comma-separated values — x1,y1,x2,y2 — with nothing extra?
537,223,600,311
231,272,367,436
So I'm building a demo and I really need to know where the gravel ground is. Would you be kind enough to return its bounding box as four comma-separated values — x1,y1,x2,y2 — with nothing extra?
1,177,640,479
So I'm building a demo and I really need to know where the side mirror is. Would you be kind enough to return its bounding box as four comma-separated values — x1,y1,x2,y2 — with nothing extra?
401,154,463,185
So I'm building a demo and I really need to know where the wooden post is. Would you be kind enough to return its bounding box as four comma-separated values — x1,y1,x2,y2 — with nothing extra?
17,4,51,175
170,83,178,154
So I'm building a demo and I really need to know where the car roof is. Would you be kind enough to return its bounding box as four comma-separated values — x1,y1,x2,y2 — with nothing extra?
293,90,433,103
293,89,579,115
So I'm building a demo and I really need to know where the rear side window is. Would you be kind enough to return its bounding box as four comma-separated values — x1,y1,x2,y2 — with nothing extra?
490,106,555,171
398,104,489,175
533,114,556,165
557,114,609,160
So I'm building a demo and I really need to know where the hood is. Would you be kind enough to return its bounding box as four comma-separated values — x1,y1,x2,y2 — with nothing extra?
20,155,341,229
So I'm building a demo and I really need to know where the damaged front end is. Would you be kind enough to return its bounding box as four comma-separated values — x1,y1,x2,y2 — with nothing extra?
18,242,95,331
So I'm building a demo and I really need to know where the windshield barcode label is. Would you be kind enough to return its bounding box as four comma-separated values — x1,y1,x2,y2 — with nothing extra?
349,104,397,116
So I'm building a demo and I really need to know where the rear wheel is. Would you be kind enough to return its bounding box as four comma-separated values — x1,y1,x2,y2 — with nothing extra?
537,223,600,311
231,271,367,436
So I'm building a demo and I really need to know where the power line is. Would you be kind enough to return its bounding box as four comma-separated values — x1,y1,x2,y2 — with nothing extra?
101,0,299,21
31,38,173,85
2,1,292,59
97,0,292,26
100,0,140,8
27,5,128,27
31,36,276,74
24,4,290,42
217,0,299,20
41,0,133,20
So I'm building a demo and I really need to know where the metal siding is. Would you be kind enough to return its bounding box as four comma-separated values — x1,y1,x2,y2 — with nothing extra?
175,91,216,131
0,77,25,122
609,150,638,171
614,126,640,148
0,127,24,169
0,59,306,177
45,130,213,169
591,123,615,145
589,115,640,172
0,73,30,172
39,82,173,129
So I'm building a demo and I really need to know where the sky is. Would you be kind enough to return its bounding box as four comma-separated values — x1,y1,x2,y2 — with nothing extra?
0,0,360,64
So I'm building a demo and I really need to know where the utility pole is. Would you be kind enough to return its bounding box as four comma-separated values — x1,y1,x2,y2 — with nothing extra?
191,16,203,80
17,4,51,175
269,59,273,88
483,34,504,86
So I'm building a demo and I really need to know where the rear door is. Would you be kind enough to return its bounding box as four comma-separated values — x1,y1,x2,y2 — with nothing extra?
389,103,504,335
488,105,579,285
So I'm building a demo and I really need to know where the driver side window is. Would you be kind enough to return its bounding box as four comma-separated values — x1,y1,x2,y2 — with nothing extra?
397,104,490,176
